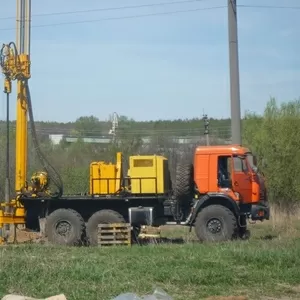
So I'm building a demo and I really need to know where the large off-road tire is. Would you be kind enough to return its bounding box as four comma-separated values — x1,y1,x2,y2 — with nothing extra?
45,208,85,246
194,205,237,242
86,209,126,246
174,163,194,203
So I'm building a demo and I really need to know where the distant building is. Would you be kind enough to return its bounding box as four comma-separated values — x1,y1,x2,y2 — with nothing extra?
49,134,112,145
49,134,64,145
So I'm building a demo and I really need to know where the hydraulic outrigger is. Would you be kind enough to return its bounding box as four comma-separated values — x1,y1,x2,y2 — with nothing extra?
0,0,31,243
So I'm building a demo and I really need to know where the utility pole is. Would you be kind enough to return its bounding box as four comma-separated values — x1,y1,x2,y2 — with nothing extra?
228,0,242,145
203,114,210,146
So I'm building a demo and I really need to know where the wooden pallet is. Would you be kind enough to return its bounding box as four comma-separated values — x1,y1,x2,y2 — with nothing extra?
139,226,161,239
97,223,131,246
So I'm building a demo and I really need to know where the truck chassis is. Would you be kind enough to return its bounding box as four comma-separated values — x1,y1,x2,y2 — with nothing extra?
20,175,270,246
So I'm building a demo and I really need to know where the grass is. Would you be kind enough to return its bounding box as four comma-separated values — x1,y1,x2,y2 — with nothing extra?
0,208,300,300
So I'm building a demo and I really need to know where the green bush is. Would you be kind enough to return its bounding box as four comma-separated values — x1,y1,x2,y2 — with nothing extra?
243,98,300,211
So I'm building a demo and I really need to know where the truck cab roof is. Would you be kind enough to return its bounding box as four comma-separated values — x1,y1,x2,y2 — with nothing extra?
195,144,251,155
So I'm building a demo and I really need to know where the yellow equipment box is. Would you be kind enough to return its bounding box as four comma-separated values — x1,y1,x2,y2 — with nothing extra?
129,155,171,194
90,162,118,195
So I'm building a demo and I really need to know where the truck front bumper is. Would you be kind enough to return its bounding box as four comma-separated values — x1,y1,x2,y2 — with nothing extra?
251,203,270,221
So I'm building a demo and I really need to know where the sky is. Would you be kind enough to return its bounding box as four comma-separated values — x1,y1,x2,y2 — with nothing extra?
0,0,299,122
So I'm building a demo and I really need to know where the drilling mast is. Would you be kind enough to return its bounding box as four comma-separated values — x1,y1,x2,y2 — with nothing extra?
15,0,31,194
0,0,31,242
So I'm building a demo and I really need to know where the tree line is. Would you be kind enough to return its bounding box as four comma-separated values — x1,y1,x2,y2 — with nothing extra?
0,97,299,212
0,115,232,138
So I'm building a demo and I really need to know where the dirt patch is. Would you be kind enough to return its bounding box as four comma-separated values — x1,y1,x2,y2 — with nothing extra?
6,226,44,244
261,297,294,300
205,297,248,300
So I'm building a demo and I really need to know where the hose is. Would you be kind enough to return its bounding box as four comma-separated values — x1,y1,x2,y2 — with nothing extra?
0,42,19,75
1,42,63,198
0,46,4,67
24,80,63,198
8,42,19,67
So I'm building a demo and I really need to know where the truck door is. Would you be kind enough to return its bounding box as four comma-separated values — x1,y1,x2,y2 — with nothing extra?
231,155,252,203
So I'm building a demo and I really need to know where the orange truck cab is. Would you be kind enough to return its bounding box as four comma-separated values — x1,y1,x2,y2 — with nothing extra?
173,144,270,242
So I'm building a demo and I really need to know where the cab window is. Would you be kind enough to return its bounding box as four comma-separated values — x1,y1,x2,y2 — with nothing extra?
217,156,232,188
233,156,248,173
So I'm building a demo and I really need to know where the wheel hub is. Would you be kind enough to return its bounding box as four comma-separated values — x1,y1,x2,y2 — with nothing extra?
56,221,72,237
207,218,222,234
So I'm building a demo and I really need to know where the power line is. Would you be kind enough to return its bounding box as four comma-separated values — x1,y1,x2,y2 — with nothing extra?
0,128,232,136
0,1,297,23
238,4,300,10
0,123,232,130
0,5,226,31
0,126,232,132
0,3,296,32
0,0,216,20
1,1,297,22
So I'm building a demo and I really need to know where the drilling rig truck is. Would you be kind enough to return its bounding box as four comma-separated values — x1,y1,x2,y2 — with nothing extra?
0,0,270,246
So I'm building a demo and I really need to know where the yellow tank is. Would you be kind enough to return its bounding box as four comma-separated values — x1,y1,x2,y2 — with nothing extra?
129,155,170,194
89,153,122,195
90,162,117,195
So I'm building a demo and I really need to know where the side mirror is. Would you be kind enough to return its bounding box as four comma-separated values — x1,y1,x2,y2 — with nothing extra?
253,155,257,166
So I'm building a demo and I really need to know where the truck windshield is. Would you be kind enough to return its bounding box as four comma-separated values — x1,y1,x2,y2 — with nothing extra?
246,153,258,173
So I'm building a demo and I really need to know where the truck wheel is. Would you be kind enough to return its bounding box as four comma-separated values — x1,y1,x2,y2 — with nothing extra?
45,208,85,246
174,163,194,203
86,209,126,246
194,205,237,242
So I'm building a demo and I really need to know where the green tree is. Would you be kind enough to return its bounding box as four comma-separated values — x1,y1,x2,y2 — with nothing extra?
74,116,101,137
243,98,300,211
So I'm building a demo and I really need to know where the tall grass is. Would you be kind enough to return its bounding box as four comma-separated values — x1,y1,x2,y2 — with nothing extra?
1,212,300,300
